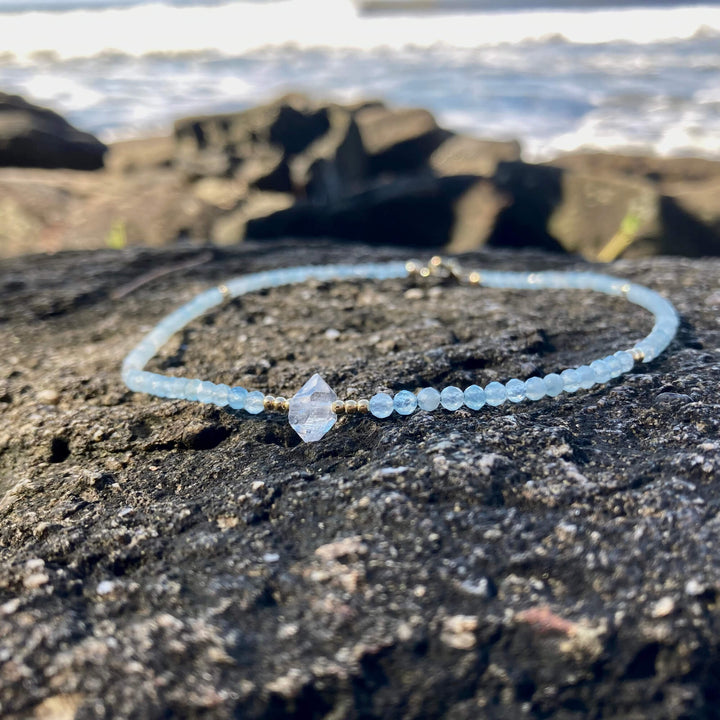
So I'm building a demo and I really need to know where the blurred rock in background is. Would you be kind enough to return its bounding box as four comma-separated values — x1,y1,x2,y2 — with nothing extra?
1,92,718,260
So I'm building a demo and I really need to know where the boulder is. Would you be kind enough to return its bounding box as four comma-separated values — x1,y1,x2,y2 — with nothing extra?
492,161,720,260
0,243,719,719
105,136,174,174
290,105,367,201
0,168,216,257
0,92,106,170
174,94,331,187
246,174,509,250
211,192,294,246
430,134,522,178
355,105,450,174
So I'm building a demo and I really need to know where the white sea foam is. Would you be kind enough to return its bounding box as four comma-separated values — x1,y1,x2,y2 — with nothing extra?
1,0,720,62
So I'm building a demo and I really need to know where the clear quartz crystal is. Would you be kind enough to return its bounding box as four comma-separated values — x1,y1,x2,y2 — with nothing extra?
288,373,338,442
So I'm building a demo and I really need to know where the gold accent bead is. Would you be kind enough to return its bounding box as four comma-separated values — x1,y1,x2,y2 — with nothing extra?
263,395,276,411
405,260,420,274
218,284,231,299
357,399,370,414
620,283,631,294
419,266,431,278
331,400,345,414
344,400,358,414
430,255,443,268
468,271,482,285
630,347,645,361
273,397,289,412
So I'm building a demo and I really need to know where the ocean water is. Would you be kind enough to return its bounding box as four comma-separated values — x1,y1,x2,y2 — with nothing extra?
1,0,719,160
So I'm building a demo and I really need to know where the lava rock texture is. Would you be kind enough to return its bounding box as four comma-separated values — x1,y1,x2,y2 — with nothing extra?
0,241,719,719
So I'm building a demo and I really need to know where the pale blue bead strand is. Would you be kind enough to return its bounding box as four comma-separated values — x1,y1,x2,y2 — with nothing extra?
122,262,676,427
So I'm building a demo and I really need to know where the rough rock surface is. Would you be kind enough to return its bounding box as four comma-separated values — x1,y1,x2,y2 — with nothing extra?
0,92,106,170
1,241,719,719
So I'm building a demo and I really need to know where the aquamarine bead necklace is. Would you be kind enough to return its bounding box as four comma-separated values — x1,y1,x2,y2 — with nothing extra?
122,257,679,443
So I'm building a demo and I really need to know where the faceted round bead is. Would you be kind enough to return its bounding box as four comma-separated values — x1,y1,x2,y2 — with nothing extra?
614,350,634,373
369,392,394,418
543,373,563,397
440,386,464,411
150,376,168,398
464,385,486,410
589,359,611,384
524,376,546,401
184,378,203,402
245,390,266,415
603,355,623,379
212,383,230,407
228,386,249,410
417,387,441,411
197,381,216,404
576,365,596,390
505,378,526,403
484,381,507,407
560,369,580,393
393,390,418,416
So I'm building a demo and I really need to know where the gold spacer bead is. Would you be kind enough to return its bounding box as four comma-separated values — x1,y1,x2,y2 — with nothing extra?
263,395,276,411
357,399,370,414
419,266,431,278
331,400,345,414
344,400,358,414
218,284,231,299
629,347,645,362
468,271,481,285
430,255,443,268
273,396,289,412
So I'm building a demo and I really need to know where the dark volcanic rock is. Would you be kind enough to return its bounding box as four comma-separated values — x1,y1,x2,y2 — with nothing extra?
0,92,107,170
1,242,719,719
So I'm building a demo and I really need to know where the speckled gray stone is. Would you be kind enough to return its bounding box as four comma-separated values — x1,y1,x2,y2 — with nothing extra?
0,241,719,720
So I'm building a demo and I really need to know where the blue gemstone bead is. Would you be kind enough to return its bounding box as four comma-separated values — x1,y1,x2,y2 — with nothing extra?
560,369,580,393
576,365,596,389
589,359,611,384
543,373,563,397
369,392,394,418
524,376,546,401
184,379,202,402
245,390,265,415
603,355,623,378
228,386,249,410
212,383,230,407
440,386,464,411
417,387,441,411
614,350,634,373
393,390,418,416
197,381,215,404
464,385,485,410
484,381,507,406
505,378,526,403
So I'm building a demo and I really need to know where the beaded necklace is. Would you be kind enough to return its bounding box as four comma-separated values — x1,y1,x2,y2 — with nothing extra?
122,257,679,442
